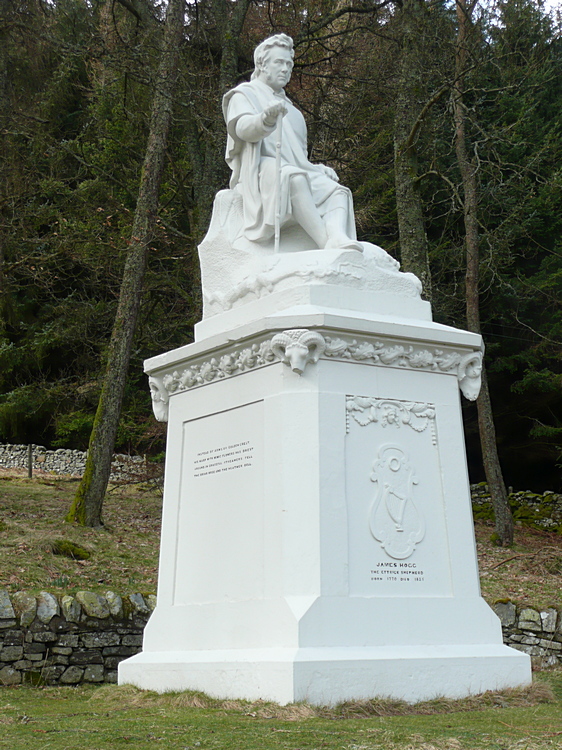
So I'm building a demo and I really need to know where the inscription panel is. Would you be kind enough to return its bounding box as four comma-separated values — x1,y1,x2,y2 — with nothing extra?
345,396,452,597
174,401,264,605
193,440,255,478
370,561,426,584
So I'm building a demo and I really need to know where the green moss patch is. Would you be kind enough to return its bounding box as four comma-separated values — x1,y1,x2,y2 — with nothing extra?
50,539,92,560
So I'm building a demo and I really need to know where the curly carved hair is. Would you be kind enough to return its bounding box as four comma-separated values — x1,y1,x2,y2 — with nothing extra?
251,34,294,80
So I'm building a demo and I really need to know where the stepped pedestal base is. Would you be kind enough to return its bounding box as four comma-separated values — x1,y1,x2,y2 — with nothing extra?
120,644,529,705
119,295,531,704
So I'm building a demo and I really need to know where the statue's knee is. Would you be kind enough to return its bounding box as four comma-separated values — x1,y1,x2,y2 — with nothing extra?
289,174,308,199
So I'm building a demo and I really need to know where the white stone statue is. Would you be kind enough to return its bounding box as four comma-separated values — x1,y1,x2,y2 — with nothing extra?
198,33,423,322
223,33,361,253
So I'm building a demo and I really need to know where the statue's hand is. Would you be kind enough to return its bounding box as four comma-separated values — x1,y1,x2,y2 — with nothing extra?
318,164,339,182
262,100,287,128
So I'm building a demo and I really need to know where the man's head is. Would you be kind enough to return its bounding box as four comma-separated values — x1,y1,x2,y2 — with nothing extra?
252,34,294,91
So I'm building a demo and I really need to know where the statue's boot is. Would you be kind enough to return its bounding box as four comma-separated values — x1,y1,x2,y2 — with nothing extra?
324,235,364,252
324,206,363,252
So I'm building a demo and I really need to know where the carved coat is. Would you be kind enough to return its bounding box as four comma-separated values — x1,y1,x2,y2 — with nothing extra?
222,78,355,244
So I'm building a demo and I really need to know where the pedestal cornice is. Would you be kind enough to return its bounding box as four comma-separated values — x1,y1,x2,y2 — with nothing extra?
147,324,483,421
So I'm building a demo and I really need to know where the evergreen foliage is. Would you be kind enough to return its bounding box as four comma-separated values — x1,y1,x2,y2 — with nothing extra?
0,0,560,493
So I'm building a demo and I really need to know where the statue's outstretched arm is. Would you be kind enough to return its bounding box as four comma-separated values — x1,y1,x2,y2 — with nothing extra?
234,113,274,143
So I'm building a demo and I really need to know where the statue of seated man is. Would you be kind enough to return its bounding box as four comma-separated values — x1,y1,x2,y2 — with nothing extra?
222,33,362,252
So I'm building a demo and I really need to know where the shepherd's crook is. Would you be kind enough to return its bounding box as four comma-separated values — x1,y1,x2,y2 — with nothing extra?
274,111,283,253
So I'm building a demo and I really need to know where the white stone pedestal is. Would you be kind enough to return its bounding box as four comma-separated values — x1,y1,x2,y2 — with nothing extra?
119,283,531,704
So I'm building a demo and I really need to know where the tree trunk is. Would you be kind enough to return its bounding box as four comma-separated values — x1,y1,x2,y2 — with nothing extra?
66,0,185,527
453,0,513,546
393,0,432,300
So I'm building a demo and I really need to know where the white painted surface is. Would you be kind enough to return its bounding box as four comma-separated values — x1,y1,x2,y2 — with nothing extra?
120,36,530,703
120,644,530,705
195,272,430,341
175,401,265,605
119,316,531,704
345,397,452,598
200,33,411,321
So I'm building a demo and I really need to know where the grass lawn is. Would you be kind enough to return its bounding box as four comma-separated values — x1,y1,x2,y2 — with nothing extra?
0,471,161,595
0,673,561,750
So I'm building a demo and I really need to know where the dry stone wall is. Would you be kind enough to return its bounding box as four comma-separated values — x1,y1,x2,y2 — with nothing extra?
0,589,560,686
0,589,155,686
492,601,562,668
471,482,562,532
0,444,151,482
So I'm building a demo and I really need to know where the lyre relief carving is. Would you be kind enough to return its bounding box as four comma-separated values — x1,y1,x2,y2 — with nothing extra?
369,445,425,560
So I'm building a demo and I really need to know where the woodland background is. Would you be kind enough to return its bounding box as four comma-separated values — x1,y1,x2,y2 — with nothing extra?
1,0,561,496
